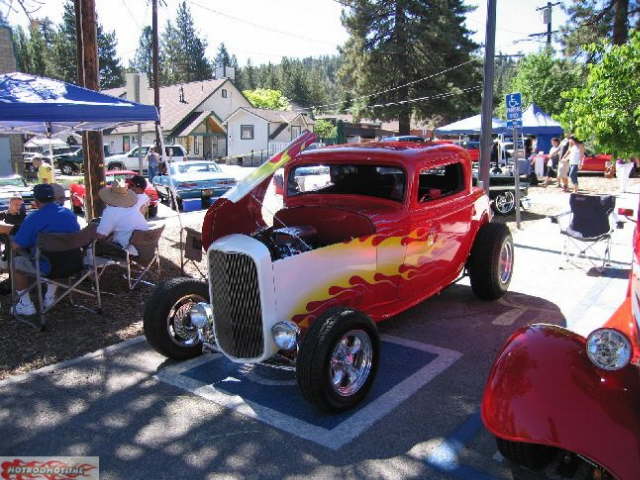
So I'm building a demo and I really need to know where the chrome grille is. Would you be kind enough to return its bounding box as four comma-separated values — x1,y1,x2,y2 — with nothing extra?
209,250,264,358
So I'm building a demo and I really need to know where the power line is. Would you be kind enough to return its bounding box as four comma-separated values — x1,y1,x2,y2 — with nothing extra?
188,0,338,47
300,59,477,111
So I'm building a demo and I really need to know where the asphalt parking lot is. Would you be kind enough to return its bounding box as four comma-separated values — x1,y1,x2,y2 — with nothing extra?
1,185,636,480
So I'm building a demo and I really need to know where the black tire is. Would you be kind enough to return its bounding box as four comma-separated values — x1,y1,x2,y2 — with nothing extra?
72,205,83,215
61,162,77,175
493,191,516,215
143,277,209,360
468,222,513,300
296,307,379,412
108,162,124,170
496,438,554,477
147,204,158,218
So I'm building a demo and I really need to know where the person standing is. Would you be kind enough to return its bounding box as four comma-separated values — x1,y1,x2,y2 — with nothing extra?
567,136,584,193
543,137,561,187
147,146,160,181
33,156,55,184
557,135,571,191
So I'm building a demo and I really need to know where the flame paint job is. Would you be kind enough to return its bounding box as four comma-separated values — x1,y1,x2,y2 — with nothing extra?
482,200,640,479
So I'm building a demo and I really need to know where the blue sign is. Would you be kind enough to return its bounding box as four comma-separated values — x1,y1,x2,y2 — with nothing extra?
506,92,522,121
507,119,522,129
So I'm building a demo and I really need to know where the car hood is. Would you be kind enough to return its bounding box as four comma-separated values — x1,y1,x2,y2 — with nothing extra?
0,185,32,198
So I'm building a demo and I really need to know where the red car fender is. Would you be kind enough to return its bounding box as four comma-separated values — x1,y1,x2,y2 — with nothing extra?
482,323,640,479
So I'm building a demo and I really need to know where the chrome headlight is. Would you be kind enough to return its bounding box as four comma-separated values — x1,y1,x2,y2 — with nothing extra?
189,302,213,329
272,321,300,351
586,328,632,371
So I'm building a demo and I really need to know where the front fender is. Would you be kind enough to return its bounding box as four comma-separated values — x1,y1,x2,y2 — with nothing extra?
482,324,640,479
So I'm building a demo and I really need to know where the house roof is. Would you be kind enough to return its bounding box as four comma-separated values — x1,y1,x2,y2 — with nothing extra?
104,78,228,135
173,110,210,138
226,107,313,125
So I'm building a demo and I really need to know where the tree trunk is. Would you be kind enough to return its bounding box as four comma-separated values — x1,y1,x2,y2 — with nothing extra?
395,1,411,135
613,0,629,45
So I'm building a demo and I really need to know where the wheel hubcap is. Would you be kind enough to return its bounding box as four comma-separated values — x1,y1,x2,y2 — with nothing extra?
496,192,515,214
329,329,373,397
167,294,205,347
499,240,514,284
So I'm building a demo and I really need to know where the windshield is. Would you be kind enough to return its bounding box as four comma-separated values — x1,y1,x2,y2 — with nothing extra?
172,162,222,175
288,163,405,202
0,177,26,187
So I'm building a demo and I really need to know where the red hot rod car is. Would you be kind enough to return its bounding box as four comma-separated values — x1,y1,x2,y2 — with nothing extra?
143,132,515,412
482,205,640,479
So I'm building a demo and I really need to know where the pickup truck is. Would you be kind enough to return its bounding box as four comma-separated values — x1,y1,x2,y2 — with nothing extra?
106,145,187,172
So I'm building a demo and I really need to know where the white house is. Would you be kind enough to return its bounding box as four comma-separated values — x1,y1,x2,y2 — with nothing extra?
102,77,252,159
224,107,314,161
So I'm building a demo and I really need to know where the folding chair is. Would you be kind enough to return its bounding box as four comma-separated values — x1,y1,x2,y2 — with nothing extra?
180,226,206,280
550,193,623,271
96,225,164,290
10,223,102,330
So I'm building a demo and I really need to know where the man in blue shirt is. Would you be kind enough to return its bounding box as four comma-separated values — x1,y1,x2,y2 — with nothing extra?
11,184,79,316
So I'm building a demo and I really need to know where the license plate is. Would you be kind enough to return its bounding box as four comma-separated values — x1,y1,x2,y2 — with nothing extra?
202,189,213,196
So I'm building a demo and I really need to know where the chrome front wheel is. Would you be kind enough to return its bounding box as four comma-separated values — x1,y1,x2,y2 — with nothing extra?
330,329,374,397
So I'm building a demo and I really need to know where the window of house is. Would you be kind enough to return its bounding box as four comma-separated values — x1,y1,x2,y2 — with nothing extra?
417,162,464,202
291,125,301,140
193,136,200,155
123,136,130,152
221,89,228,98
241,125,254,140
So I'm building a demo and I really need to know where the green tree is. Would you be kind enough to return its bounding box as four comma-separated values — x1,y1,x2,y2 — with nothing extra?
243,88,290,110
244,58,257,89
174,1,212,82
98,27,124,88
560,32,640,159
130,26,153,81
499,49,583,117
560,0,640,59
215,42,231,70
313,119,337,139
160,20,183,85
339,0,479,133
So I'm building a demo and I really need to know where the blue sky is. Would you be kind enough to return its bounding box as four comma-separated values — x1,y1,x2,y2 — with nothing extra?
7,0,568,66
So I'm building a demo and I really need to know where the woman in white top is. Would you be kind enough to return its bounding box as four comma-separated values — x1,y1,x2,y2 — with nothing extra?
96,182,149,253
566,136,585,193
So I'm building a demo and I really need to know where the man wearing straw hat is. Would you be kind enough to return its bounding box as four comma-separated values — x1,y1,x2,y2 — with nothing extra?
96,181,148,253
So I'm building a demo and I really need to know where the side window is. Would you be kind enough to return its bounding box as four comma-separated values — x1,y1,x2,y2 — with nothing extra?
418,162,464,202
221,89,228,98
241,125,254,140
128,147,138,157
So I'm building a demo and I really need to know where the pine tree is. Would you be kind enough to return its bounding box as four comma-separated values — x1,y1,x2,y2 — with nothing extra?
51,1,77,84
244,58,256,89
339,0,479,133
12,25,30,72
97,27,123,88
215,42,231,70
175,1,212,82
160,20,183,85
130,26,153,81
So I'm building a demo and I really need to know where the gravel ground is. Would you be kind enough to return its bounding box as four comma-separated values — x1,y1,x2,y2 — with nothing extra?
0,171,635,380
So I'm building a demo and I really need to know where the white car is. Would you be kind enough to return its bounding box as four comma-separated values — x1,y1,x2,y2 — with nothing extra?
106,145,188,172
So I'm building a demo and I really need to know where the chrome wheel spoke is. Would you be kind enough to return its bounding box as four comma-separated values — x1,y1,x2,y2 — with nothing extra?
329,329,374,397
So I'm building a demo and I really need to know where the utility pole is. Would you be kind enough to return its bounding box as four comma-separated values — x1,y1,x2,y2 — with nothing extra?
152,0,161,151
478,0,497,196
532,2,561,46
74,0,105,220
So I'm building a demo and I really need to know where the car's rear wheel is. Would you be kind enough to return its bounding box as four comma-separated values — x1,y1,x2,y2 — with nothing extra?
143,277,208,360
296,307,379,412
61,162,77,175
108,162,124,170
468,222,513,300
493,191,516,215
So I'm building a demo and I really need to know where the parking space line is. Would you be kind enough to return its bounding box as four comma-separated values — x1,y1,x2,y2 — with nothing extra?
156,335,462,450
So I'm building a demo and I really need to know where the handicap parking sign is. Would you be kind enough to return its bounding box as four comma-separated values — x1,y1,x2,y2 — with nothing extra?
506,92,522,121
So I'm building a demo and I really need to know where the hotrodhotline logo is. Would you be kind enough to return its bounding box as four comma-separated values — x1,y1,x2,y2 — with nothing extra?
0,457,99,480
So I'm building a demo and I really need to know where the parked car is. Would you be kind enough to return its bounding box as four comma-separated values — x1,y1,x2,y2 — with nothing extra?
55,145,111,175
106,145,188,172
143,134,514,412
69,170,159,217
482,203,639,479
0,175,35,210
581,150,613,173
152,161,236,210
380,135,426,142
23,145,80,177
472,171,530,216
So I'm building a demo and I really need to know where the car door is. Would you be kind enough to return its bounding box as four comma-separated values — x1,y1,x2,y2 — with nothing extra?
401,158,474,302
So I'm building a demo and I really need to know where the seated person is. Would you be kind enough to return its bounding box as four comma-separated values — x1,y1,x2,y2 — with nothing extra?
126,175,150,216
50,183,66,206
11,184,80,316
97,182,149,254
0,196,26,293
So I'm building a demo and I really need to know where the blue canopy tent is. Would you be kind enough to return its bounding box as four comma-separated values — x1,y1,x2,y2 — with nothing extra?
0,72,158,135
519,103,563,154
435,114,507,136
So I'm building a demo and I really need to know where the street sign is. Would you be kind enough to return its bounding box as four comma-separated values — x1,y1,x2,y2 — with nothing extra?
506,119,522,128
505,92,522,121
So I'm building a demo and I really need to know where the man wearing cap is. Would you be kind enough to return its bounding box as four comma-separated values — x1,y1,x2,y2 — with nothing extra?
96,181,148,251
11,184,79,316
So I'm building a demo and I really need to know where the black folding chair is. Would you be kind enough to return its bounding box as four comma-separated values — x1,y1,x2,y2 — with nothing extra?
180,226,206,280
550,193,622,271
10,223,102,330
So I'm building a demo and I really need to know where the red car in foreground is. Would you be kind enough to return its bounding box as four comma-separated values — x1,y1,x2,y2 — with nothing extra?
482,205,639,479
143,132,515,412
69,170,159,217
